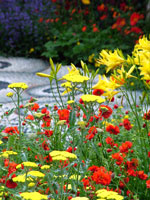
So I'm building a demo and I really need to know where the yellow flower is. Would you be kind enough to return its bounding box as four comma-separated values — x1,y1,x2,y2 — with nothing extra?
77,121,87,129
81,0,90,5
81,94,105,103
16,162,38,169
57,120,66,126
0,140,3,145
28,171,45,178
92,75,120,91
88,53,95,63
139,62,150,80
20,191,48,200
97,49,125,73
0,151,17,158
50,150,77,161
62,74,89,83
77,41,80,45
41,165,50,170
67,100,75,104
33,113,45,119
96,189,124,200
61,82,72,88
13,174,34,183
8,82,28,90
72,197,89,200
29,48,34,53
69,174,81,180
134,35,150,51
28,182,36,187
102,90,119,101
6,92,14,97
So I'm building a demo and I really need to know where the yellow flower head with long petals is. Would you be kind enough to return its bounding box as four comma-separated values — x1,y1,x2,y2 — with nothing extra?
134,35,150,51
97,49,125,73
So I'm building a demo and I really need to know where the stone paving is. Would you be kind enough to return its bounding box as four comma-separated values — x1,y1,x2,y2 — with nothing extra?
0,56,146,127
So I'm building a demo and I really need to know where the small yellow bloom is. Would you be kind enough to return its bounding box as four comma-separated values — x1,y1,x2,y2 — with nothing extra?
0,140,3,145
88,53,95,63
67,100,75,104
6,92,14,97
28,182,36,187
57,120,66,126
29,48,34,53
41,165,50,170
77,41,80,45
77,121,87,129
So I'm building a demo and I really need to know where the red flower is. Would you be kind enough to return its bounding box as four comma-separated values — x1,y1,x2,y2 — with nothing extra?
138,171,148,180
99,105,113,119
82,26,87,32
6,174,17,189
42,140,50,151
91,166,112,185
58,109,70,122
112,17,126,31
119,141,132,153
106,137,114,147
25,115,34,120
100,14,107,20
125,158,139,170
143,110,150,120
146,179,150,188
44,130,53,137
92,89,104,96
106,124,120,135
123,119,132,130
130,27,142,34
3,126,19,135
112,152,125,165
30,103,39,111
130,12,140,26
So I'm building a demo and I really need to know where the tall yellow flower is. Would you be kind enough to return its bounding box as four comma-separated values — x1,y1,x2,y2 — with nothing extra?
92,75,121,91
97,49,125,73
134,35,150,51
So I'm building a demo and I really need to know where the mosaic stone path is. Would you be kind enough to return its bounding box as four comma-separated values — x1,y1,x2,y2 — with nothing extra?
0,56,145,127
0,57,74,126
